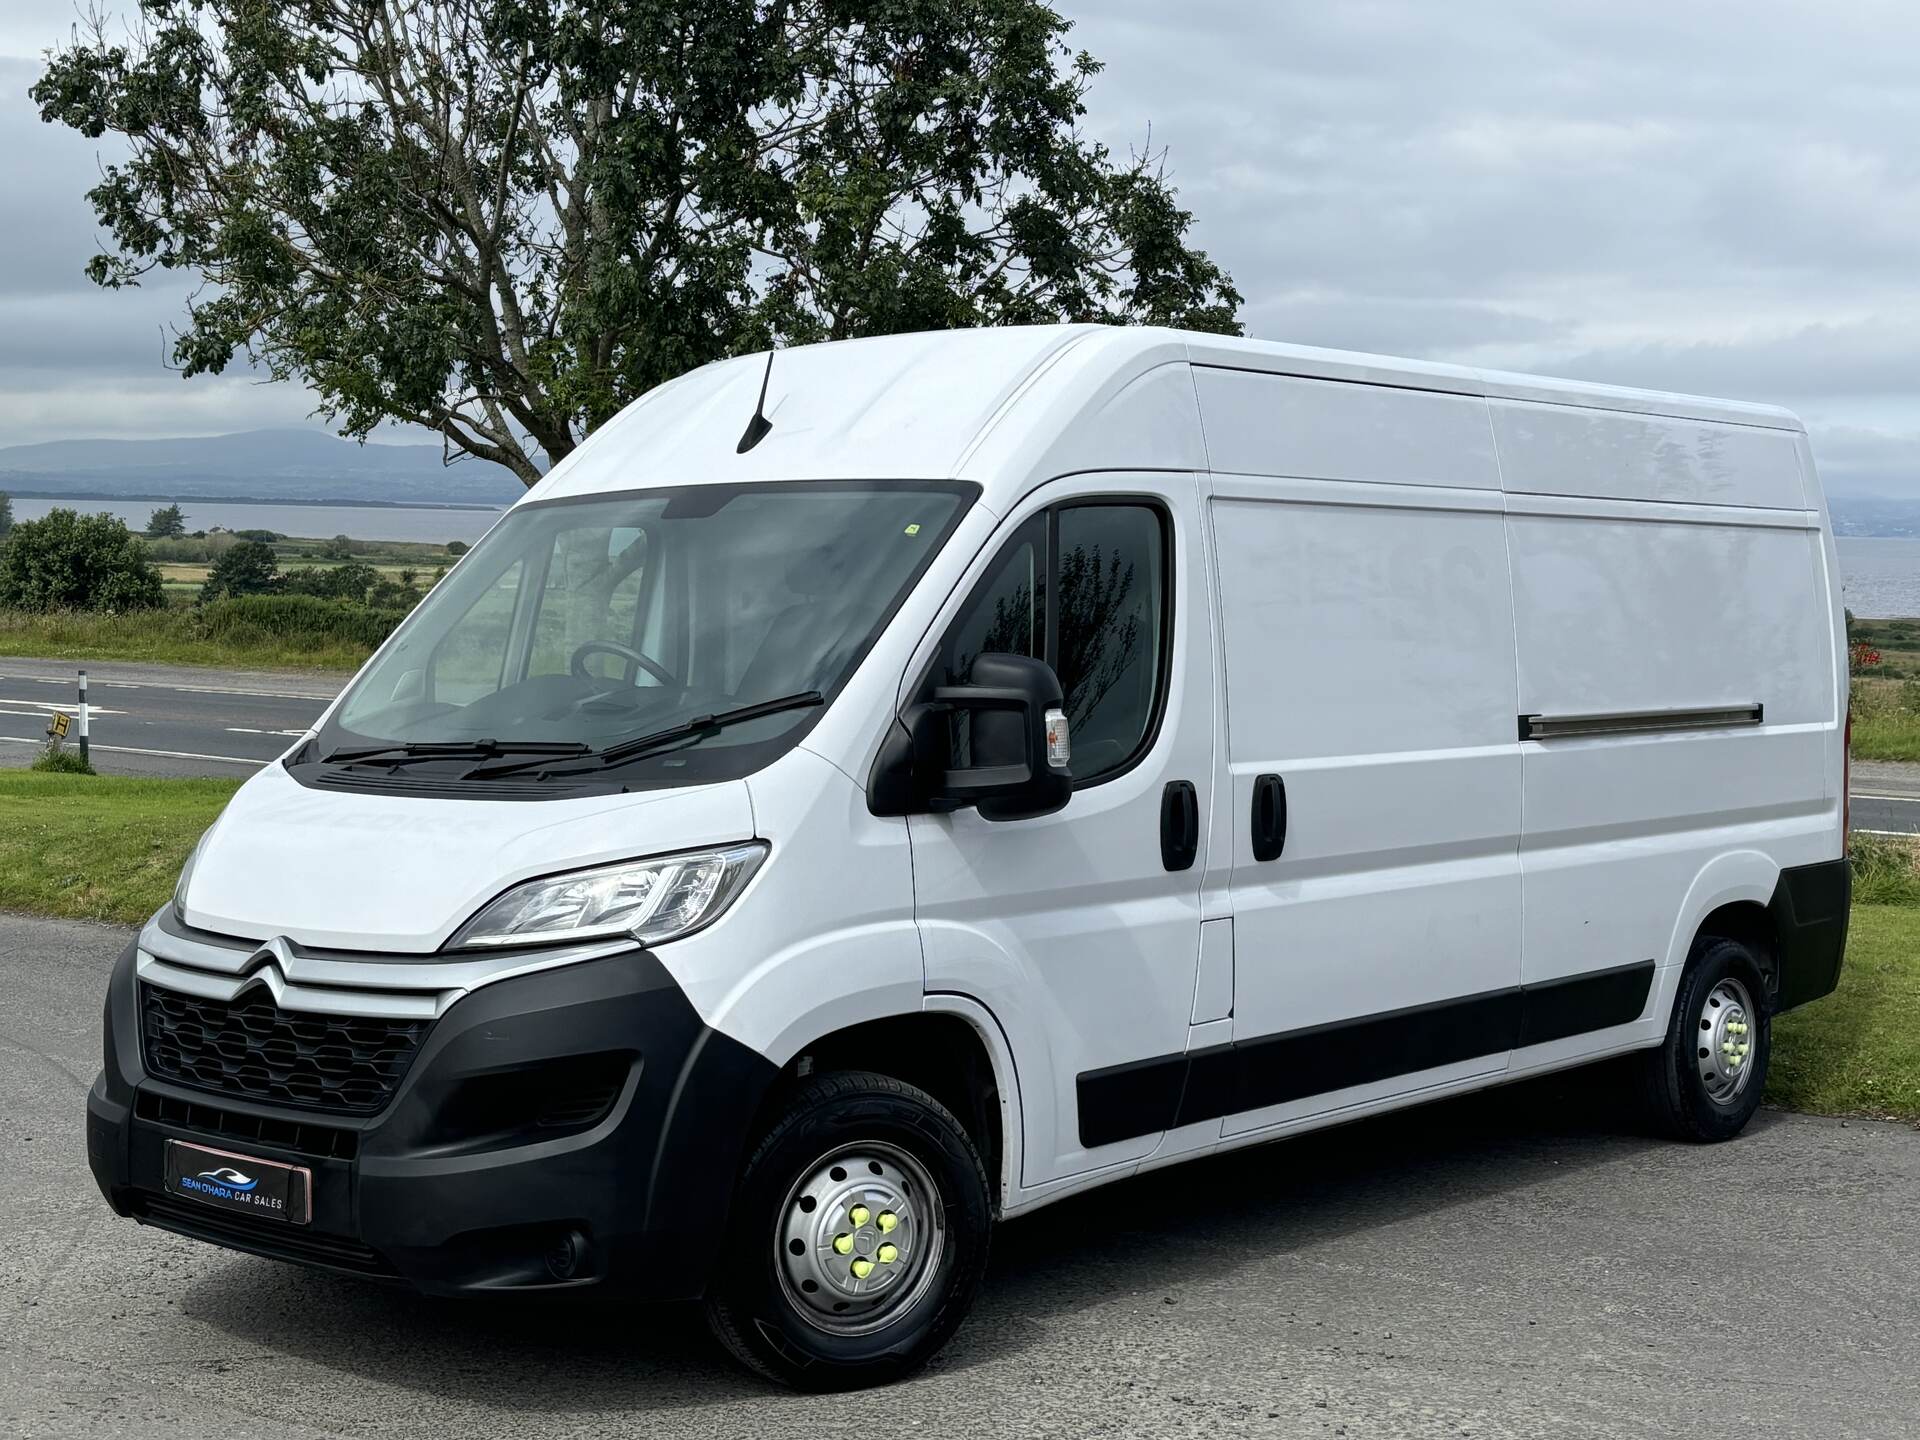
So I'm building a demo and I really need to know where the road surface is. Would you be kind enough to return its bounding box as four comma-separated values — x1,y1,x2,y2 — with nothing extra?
6,657,1920,834
2,910,1915,1439
0,656,338,777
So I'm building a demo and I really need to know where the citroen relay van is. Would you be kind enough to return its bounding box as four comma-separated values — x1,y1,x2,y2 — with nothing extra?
86,325,1850,1388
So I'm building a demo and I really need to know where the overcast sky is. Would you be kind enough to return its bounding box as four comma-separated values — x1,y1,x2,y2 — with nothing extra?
2,1,1916,494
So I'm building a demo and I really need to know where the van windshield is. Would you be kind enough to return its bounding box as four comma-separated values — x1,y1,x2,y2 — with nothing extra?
313,481,972,788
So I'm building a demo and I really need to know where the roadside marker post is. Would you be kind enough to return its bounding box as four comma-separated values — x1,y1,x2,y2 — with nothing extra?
78,669,90,767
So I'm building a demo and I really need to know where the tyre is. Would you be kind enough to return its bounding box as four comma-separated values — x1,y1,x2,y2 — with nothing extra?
705,1070,993,1390
1639,936,1772,1141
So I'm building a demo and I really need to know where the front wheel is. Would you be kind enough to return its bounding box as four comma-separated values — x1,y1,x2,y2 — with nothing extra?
705,1071,993,1390
1639,936,1772,1141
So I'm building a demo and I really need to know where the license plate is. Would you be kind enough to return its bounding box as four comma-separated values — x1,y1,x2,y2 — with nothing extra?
164,1140,311,1226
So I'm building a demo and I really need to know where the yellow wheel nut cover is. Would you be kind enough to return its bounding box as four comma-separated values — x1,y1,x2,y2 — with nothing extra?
850,1257,875,1279
877,1243,899,1264
849,1205,871,1227
877,1211,898,1232
832,1233,854,1255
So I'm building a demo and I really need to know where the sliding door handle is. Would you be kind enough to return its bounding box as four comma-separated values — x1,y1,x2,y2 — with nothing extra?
1251,773,1287,862
1160,780,1199,872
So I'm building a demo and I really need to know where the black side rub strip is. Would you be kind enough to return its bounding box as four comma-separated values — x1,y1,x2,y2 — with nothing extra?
1519,703,1762,741
1076,961,1656,1149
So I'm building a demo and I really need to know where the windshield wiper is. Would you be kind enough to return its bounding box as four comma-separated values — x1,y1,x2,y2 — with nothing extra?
323,739,593,768
464,691,827,779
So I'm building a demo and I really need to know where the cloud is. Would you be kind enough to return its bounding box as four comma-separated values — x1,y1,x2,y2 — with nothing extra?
3,1,1920,494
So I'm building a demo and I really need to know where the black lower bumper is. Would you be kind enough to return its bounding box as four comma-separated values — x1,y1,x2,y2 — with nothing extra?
1769,857,1851,1013
88,938,778,1298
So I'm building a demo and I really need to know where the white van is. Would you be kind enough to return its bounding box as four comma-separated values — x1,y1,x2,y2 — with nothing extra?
87,325,1850,1388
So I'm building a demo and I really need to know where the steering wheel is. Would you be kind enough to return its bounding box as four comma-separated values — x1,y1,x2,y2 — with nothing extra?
570,639,679,689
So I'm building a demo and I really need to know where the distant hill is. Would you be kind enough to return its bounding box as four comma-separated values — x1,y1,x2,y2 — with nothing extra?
0,428,524,506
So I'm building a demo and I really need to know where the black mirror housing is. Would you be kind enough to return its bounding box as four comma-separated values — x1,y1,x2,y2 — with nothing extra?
867,653,1072,821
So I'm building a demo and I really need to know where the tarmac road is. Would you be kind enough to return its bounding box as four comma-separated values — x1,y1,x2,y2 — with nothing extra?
2,911,1916,1439
0,657,337,777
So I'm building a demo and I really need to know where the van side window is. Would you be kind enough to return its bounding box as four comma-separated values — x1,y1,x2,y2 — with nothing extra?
1055,505,1165,781
934,502,1168,784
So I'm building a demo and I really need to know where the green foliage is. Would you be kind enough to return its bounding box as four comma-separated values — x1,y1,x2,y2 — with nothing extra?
0,508,164,612
145,503,187,538
1849,833,1920,907
232,528,282,542
198,539,279,601
320,535,355,561
34,0,1242,488
146,533,240,564
0,492,13,541
447,540,470,556
281,561,379,603
31,744,95,775
195,593,409,650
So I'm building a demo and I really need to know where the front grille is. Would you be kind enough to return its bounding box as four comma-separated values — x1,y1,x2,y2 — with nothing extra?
140,983,430,1115
132,1195,396,1278
135,1090,359,1160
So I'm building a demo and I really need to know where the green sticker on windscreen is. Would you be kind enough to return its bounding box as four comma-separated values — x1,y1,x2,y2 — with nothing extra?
904,523,921,535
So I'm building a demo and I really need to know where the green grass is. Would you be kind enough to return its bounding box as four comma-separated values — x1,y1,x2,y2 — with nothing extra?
1852,705,1920,763
1770,903,1920,1122
0,771,241,925
0,603,376,673
29,746,94,775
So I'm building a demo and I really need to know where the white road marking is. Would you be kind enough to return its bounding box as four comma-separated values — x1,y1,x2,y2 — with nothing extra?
0,735,265,767
225,727,307,738
0,670,334,701
1851,791,1920,803
0,702,129,717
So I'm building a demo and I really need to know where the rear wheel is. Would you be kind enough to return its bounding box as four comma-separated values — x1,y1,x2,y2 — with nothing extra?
1640,936,1771,1141
705,1070,992,1390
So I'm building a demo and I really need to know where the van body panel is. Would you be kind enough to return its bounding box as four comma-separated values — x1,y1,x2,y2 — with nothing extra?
661,747,921,1066
179,763,756,953
1206,480,1524,1127
1488,397,1809,509
1192,366,1501,490
909,471,1216,1187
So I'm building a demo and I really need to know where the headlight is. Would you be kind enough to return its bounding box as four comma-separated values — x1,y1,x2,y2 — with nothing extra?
450,842,768,950
172,830,210,925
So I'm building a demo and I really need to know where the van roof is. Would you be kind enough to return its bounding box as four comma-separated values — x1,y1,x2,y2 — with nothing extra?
530,325,1806,512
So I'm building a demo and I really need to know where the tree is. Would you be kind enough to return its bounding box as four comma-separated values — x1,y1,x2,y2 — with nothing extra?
282,562,379,603
145,504,187,539
34,0,1243,490
200,540,280,601
447,540,470,557
320,535,355,561
0,493,13,542
0,508,164,611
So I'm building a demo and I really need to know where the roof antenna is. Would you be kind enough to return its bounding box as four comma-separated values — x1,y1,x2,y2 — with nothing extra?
736,349,775,454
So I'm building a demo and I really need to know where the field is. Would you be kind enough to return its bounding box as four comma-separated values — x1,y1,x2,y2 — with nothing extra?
146,532,458,600
1848,618,1920,761
0,769,1913,1121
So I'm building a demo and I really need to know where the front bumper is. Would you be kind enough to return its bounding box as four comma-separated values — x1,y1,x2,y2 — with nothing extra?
87,935,777,1298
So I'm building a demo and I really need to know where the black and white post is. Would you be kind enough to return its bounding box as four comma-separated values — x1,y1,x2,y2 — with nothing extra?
77,668,89,767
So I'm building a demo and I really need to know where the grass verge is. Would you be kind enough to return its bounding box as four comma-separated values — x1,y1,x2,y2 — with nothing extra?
0,603,377,673
1770,903,1920,1122
0,770,241,925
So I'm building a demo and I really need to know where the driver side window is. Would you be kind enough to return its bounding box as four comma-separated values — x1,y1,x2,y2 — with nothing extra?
934,501,1168,784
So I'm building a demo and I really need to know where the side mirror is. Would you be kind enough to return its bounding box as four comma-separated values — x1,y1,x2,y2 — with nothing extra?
867,653,1073,821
